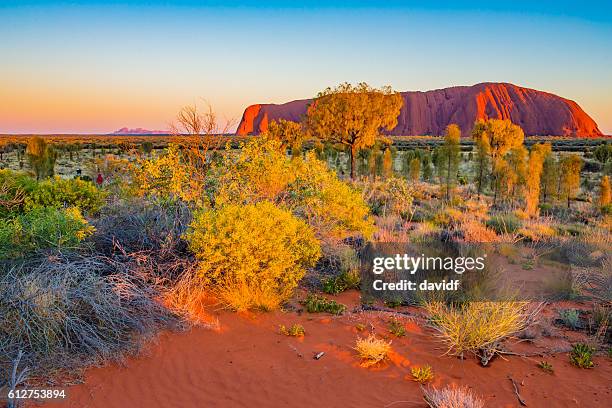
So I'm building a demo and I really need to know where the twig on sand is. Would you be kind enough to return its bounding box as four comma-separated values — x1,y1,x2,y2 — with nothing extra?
508,376,527,406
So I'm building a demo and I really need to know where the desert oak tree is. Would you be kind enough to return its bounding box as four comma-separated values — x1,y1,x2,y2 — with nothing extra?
305,83,403,179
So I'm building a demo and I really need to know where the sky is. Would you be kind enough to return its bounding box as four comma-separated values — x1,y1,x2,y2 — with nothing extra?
0,1,611,134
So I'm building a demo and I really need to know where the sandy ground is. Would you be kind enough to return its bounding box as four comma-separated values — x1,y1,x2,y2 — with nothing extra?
33,291,611,408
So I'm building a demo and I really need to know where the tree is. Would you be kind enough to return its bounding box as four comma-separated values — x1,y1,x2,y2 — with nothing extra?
382,147,393,179
471,119,524,204
559,154,582,209
525,143,552,216
408,158,420,182
305,82,403,179
436,124,461,202
26,137,56,180
471,124,491,198
266,119,305,156
599,175,611,208
541,154,558,203
593,143,612,165
506,145,528,206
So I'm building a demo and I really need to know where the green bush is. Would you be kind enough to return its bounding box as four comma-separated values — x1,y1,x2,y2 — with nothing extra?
185,201,321,311
0,207,94,259
302,294,346,315
0,170,105,216
486,214,522,234
570,343,595,368
25,176,106,214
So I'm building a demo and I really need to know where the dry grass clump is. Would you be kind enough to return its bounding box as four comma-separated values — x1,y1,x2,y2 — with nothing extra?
0,254,174,376
425,300,541,365
411,365,434,384
460,220,499,243
354,335,392,367
422,385,484,408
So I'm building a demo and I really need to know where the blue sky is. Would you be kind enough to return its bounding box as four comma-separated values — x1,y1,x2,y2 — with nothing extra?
0,1,610,133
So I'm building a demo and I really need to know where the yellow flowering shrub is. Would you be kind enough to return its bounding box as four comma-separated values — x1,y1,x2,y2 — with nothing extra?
362,177,414,220
185,201,321,311
134,144,209,206
212,137,374,240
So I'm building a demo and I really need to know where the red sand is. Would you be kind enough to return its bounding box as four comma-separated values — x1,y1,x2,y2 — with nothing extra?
39,292,611,408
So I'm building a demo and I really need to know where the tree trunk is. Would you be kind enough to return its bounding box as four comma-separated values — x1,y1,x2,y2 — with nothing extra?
445,153,452,202
350,145,357,180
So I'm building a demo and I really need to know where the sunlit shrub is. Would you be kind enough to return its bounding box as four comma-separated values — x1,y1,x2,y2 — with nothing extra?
212,137,374,240
422,385,484,408
570,343,594,368
302,293,346,315
411,365,434,384
425,300,539,365
432,207,464,228
134,144,209,206
362,177,414,220
0,207,94,259
279,323,305,337
185,201,320,311
460,220,499,243
354,335,392,367
517,222,556,243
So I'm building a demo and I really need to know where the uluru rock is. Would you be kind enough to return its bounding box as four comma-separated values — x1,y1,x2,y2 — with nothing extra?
236,82,602,137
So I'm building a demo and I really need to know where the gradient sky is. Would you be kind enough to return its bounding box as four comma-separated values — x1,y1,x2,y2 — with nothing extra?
1,1,611,134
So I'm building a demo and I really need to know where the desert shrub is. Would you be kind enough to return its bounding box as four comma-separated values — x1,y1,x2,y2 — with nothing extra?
557,230,611,267
432,207,464,228
279,324,305,337
24,176,107,214
581,256,612,303
322,269,361,294
411,365,434,384
302,294,346,315
422,385,484,408
388,318,406,337
558,309,581,330
92,199,191,257
362,177,414,220
545,269,584,300
0,207,94,259
0,170,38,216
132,144,210,206
185,202,320,311
486,214,522,234
409,221,441,244
537,361,554,373
0,255,173,375
212,137,374,240
354,335,392,367
517,222,556,243
425,301,539,365
460,220,499,243
569,343,595,368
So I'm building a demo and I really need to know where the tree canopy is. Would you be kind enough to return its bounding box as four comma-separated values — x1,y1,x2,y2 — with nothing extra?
305,82,403,179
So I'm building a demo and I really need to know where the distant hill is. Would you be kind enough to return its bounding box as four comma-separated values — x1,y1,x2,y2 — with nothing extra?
111,127,168,135
236,82,602,137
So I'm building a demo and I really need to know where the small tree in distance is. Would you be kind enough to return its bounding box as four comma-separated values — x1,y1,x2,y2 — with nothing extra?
436,124,461,202
26,137,56,180
599,175,611,208
305,82,403,180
